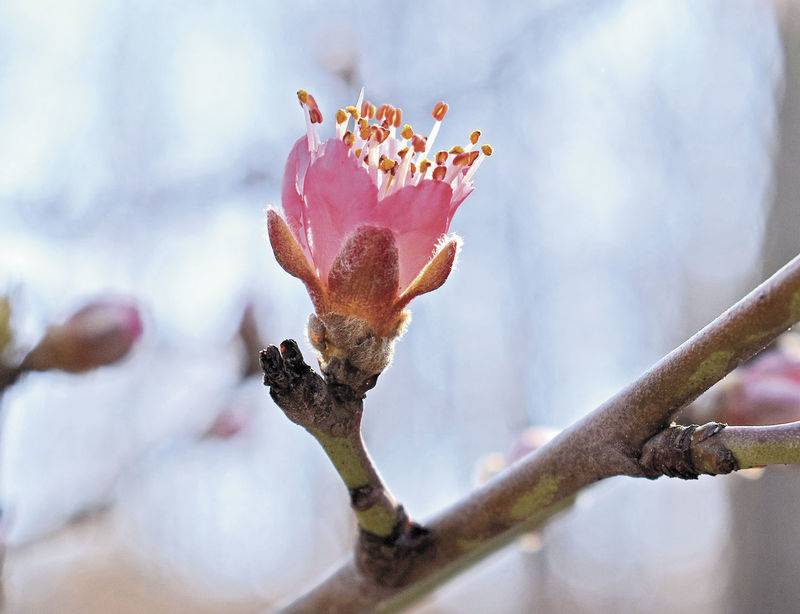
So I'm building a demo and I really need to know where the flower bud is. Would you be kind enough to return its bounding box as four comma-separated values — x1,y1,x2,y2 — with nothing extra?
24,299,143,373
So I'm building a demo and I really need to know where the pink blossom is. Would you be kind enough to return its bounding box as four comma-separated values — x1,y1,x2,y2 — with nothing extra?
268,89,491,337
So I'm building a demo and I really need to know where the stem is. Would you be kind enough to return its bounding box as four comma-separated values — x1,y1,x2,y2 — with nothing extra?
281,251,800,613
260,341,407,540
311,428,399,537
722,421,800,467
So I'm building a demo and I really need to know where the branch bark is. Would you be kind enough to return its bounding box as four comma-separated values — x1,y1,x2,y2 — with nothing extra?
0,364,21,397
270,253,800,613
640,420,800,477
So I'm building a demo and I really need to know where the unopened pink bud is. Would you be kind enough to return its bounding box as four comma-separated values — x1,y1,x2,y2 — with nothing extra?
717,335,800,426
24,299,142,373
474,427,561,487
203,407,249,439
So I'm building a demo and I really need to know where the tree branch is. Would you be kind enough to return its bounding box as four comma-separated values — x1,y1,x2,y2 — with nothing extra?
0,364,21,397
276,252,800,613
640,420,800,477
720,421,800,467
260,340,434,584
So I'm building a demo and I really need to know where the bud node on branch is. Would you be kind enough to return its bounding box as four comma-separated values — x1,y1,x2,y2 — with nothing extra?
356,507,435,588
639,422,739,479
261,341,359,436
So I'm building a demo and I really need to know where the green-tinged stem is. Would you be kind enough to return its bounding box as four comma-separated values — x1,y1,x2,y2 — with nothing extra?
260,340,407,542
311,428,400,537
722,422,800,468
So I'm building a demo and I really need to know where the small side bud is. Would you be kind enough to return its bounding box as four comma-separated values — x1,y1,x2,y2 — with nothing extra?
24,299,142,373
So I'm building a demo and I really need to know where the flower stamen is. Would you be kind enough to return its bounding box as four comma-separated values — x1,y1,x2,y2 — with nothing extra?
295,89,491,199
297,88,320,152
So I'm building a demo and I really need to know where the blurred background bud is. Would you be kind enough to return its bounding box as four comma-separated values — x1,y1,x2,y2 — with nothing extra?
712,333,800,426
508,427,561,464
474,427,560,486
23,299,143,374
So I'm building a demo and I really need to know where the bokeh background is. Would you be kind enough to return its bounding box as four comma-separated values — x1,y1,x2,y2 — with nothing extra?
1,0,799,612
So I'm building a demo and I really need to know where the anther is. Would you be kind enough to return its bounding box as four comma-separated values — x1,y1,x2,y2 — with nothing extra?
432,166,447,180
468,150,480,164
453,152,471,166
336,109,347,124
470,130,481,145
384,106,396,127
419,159,432,174
393,108,403,128
343,131,355,147
297,89,309,105
401,124,414,140
346,105,360,120
411,134,427,153
306,93,323,123
432,101,449,121
361,101,376,119
379,156,397,172
449,145,464,154
481,144,493,156
435,150,448,165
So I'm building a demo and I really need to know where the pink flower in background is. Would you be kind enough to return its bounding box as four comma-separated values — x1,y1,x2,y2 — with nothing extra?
268,89,491,338
24,298,143,373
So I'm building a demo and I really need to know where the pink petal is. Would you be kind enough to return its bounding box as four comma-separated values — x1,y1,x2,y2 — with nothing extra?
371,179,453,289
281,137,314,260
449,182,475,225
302,138,378,280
